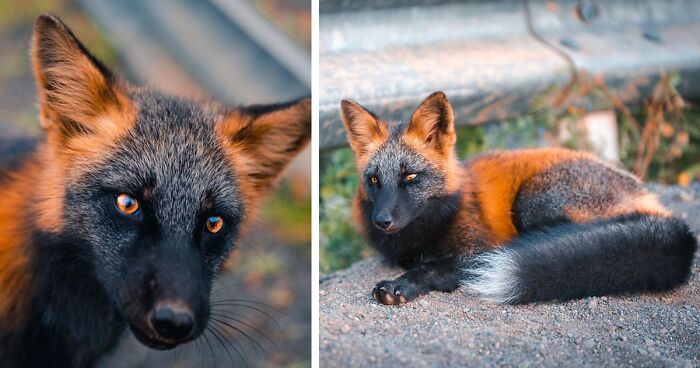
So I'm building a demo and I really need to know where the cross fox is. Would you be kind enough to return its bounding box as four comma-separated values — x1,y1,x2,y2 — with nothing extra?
340,91,697,306
0,14,310,367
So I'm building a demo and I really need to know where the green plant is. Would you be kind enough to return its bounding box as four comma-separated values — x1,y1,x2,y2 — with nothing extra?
319,148,368,273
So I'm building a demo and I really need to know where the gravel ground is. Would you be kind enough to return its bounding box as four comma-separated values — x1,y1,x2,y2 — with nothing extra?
320,184,700,367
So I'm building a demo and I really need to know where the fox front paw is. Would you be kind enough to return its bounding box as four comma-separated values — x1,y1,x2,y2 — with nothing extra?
372,279,425,305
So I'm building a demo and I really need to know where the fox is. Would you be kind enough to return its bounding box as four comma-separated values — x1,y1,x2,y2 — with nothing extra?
340,91,697,306
0,14,310,367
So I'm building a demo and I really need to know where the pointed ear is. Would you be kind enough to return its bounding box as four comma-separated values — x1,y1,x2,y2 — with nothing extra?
340,99,388,156
218,98,311,193
405,91,455,154
31,14,134,138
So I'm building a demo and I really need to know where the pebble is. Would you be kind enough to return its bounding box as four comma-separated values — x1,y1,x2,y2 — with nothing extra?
678,192,694,202
419,300,430,307
341,324,351,334
644,338,654,347
583,339,595,349
588,299,598,309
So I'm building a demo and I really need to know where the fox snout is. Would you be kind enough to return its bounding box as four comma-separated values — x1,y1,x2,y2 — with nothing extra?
120,245,210,350
371,192,408,234
148,300,196,343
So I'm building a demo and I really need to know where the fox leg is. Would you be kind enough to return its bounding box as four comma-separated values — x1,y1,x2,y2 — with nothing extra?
372,256,461,305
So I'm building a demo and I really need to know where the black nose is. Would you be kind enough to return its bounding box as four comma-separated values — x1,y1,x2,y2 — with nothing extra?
374,213,393,230
149,303,195,341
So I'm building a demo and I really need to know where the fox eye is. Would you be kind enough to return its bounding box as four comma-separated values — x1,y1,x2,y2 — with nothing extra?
206,216,224,234
405,173,418,181
115,194,139,215
370,176,379,185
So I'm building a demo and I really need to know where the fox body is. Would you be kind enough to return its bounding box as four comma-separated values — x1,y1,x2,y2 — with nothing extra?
0,15,310,367
341,92,697,306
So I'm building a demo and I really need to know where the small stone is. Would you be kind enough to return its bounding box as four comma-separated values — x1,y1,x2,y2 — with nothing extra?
644,338,654,347
678,192,694,202
419,300,430,307
588,299,598,309
583,339,595,349
341,324,351,334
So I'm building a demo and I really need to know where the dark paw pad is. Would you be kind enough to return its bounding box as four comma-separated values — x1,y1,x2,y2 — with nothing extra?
372,279,424,305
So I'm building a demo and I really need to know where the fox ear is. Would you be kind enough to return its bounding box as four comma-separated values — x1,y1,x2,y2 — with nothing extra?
31,14,133,138
340,99,388,156
405,91,455,154
219,98,311,193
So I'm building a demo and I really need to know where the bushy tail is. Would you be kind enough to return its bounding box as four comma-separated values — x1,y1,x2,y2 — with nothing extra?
462,214,697,304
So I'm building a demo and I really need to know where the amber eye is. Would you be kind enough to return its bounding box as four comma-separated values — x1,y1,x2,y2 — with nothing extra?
206,216,224,234
370,176,379,185
115,194,139,215
406,173,418,181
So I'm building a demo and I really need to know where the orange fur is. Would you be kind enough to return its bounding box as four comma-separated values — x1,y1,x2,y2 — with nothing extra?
466,148,596,242
216,98,311,233
0,161,40,331
340,99,389,171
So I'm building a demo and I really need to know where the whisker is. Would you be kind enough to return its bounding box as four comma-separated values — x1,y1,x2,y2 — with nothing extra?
210,319,256,365
209,316,269,353
210,298,283,312
207,325,236,368
202,327,217,367
209,318,259,363
210,303,283,330
210,312,279,350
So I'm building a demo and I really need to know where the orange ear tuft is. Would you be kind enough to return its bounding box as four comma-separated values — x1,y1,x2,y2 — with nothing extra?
340,99,388,157
218,97,311,194
31,14,134,139
405,91,455,154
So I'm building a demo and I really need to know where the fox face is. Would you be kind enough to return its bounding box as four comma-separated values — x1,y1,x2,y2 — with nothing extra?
341,92,461,235
29,15,310,350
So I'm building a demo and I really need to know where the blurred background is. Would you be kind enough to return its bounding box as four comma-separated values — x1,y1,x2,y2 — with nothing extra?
319,0,700,272
0,0,310,366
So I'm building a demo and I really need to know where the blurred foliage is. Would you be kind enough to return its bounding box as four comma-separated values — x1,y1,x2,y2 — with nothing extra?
261,180,311,245
531,70,699,185
321,73,700,273
0,0,117,132
319,148,367,273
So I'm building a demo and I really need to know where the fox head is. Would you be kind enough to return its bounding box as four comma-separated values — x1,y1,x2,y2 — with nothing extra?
29,14,310,349
341,92,461,235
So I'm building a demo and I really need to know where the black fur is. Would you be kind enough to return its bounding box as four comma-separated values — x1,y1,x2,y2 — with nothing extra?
465,214,698,304
0,137,38,179
15,232,125,368
513,160,643,232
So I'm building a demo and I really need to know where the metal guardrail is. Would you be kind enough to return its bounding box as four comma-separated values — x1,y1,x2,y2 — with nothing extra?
319,0,700,149
77,0,310,105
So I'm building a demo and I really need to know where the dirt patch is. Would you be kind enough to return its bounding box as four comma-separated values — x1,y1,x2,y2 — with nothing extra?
320,184,700,367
